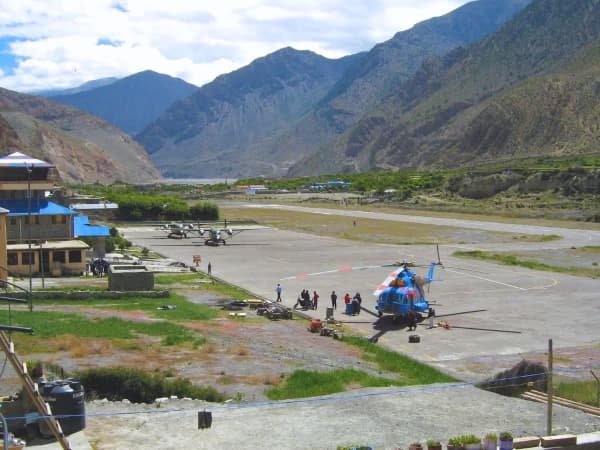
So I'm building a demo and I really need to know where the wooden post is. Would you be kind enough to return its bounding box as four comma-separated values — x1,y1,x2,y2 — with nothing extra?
591,370,599,407
547,338,553,436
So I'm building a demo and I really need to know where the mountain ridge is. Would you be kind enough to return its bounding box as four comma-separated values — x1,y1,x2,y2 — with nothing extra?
137,48,361,177
290,0,600,176
138,0,531,178
51,70,198,135
0,87,162,184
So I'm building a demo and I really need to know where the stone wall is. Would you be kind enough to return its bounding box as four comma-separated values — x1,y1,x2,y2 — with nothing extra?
108,265,155,291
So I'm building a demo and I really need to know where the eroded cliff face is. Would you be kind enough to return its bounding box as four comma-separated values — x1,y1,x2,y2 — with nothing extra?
0,87,161,184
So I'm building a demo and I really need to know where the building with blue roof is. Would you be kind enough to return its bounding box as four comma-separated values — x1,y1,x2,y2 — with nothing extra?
0,152,110,278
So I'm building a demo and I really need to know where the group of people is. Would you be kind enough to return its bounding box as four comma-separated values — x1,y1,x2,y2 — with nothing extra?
343,292,362,316
276,283,419,329
294,289,319,310
87,258,110,277
278,285,362,315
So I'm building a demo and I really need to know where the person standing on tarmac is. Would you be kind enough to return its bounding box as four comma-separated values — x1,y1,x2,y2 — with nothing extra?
276,283,282,302
312,291,319,310
408,308,417,331
330,291,337,309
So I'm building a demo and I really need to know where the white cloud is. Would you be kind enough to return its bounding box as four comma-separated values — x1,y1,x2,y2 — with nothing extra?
0,0,469,92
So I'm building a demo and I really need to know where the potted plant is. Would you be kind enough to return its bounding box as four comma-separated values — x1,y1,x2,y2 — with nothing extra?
447,437,462,450
499,432,513,450
426,440,442,450
483,433,498,450
409,443,423,450
461,435,482,450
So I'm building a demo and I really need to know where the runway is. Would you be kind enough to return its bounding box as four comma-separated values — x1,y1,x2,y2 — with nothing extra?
122,208,600,381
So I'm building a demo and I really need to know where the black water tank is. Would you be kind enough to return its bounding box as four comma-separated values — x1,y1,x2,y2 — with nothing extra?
39,379,86,436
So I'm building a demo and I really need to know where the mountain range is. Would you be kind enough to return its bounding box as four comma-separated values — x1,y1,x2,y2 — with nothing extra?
292,0,600,175
2,0,598,182
136,0,532,178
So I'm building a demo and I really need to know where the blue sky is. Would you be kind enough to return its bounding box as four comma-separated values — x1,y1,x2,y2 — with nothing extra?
0,1,469,93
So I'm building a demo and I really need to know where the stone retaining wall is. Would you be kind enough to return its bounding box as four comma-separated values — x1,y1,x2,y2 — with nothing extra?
7,290,170,300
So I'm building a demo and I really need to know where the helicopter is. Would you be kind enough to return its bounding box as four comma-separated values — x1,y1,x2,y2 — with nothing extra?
373,260,441,320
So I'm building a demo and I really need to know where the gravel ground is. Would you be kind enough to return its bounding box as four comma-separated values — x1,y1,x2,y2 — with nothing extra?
7,270,600,449
82,386,600,450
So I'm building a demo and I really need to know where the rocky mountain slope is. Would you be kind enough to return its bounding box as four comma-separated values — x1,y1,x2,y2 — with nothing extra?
139,0,530,178
0,88,161,184
137,48,361,178
52,70,198,135
274,0,531,174
291,0,600,175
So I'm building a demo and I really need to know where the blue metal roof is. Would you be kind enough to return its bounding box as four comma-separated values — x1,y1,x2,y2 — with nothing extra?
74,215,111,237
0,199,78,216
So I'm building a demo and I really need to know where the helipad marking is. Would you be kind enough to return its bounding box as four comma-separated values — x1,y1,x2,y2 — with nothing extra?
443,267,526,291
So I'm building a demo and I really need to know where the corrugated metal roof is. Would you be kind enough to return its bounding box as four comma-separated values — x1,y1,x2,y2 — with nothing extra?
8,240,89,250
1,199,78,216
0,152,54,168
70,203,118,210
74,215,111,237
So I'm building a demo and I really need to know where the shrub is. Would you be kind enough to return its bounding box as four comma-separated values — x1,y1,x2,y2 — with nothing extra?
460,435,481,444
478,359,547,396
189,202,219,221
75,367,225,403
500,432,513,441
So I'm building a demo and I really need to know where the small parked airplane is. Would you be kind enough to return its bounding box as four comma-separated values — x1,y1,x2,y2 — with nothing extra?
160,222,195,239
198,226,248,245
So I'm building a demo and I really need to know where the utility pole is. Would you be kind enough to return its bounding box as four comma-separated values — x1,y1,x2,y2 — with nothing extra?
547,338,553,435
27,164,33,311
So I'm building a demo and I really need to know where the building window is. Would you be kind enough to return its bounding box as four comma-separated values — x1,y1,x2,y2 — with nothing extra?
53,251,66,263
68,250,82,263
7,252,18,266
22,252,35,265
52,215,67,225
24,216,40,225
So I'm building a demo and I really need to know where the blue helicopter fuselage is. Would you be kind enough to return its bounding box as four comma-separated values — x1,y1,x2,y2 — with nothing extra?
375,264,435,318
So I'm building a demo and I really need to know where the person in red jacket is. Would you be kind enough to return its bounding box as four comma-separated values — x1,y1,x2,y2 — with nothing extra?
312,291,319,310
344,293,351,315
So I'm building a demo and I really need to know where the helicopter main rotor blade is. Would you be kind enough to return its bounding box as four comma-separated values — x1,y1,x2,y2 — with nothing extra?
279,264,397,281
